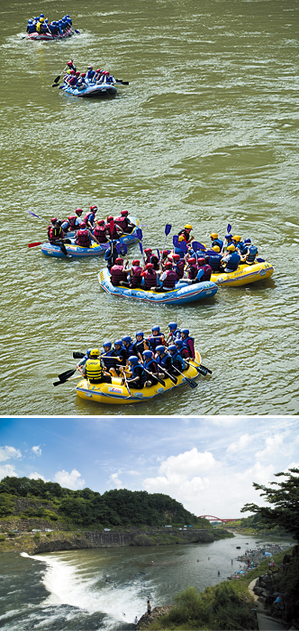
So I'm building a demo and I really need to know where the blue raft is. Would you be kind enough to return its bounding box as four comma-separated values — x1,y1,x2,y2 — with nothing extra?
61,82,117,98
41,217,140,258
98,268,218,305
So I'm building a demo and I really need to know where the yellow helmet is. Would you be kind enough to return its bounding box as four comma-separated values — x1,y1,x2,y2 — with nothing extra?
227,244,235,252
213,245,220,253
184,224,193,230
178,234,185,242
90,348,100,357
39,17,44,22
233,235,241,242
210,232,218,239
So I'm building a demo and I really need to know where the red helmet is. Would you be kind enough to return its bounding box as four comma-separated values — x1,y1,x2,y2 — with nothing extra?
104,71,109,75
67,61,73,66
132,259,140,265
172,254,180,261
75,208,83,215
97,219,105,225
70,69,75,75
90,205,97,211
88,65,93,69
146,263,154,269
96,68,101,73
51,217,58,224
144,248,152,254
107,215,114,222
121,210,129,216
80,222,86,228
162,250,169,257
115,257,123,265
165,261,173,269
81,73,86,77
188,257,196,264
197,257,205,266
75,71,80,76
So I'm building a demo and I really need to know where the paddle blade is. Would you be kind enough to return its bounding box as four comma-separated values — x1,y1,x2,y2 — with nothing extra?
28,242,43,248
185,378,198,389
165,223,172,236
74,29,80,33
256,257,265,263
192,241,205,252
116,242,121,255
57,368,76,381
53,75,61,84
122,242,128,255
227,223,232,233
136,228,143,241
179,240,188,253
156,248,160,260
139,241,144,255
173,235,179,248
73,352,85,359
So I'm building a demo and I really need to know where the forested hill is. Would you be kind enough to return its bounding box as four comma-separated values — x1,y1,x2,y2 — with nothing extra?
0,476,209,530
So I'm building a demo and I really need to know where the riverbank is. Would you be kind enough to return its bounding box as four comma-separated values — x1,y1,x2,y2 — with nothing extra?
0,526,233,555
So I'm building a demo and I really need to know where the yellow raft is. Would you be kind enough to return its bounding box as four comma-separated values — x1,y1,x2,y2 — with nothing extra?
211,261,274,287
76,351,203,405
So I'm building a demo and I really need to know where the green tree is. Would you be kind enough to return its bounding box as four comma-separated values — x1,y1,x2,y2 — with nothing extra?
241,467,299,541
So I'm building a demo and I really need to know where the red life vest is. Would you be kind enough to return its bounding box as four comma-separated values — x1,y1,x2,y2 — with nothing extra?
200,264,212,281
114,216,127,231
48,225,63,242
130,265,143,287
143,269,157,290
163,270,177,289
110,264,127,286
187,265,198,280
76,229,91,248
68,215,77,230
175,261,185,279
93,226,107,243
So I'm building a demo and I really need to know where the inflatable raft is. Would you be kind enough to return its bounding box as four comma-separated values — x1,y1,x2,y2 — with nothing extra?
27,28,73,41
76,351,203,405
61,82,117,98
211,261,274,287
41,217,139,258
98,268,218,305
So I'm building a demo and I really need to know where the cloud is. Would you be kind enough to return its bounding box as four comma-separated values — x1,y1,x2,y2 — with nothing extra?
159,448,216,477
109,471,122,488
227,434,252,454
0,464,18,479
255,434,284,460
0,446,22,462
31,445,42,457
29,472,47,482
54,469,85,490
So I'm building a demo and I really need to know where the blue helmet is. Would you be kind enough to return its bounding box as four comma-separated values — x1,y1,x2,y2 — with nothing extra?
175,339,183,348
168,322,177,331
168,345,177,353
225,233,233,240
86,348,92,358
103,341,112,349
181,329,189,336
152,325,160,333
128,355,139,365
244,238,251,244
122,335,132,344
114,340,122,347
156,345,165,354
136,331,144,338
143,350,153,360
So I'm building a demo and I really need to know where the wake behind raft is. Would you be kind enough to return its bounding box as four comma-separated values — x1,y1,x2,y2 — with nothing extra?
98,268,218,306
76,351,205,404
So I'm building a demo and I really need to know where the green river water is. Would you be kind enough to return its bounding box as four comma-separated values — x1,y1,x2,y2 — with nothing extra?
0,0,298,415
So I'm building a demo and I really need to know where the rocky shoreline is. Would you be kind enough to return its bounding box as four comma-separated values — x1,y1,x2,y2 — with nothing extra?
0,525,231,555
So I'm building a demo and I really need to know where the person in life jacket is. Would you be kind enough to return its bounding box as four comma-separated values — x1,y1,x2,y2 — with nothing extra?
181,329,195,359
77,348,92,374
133,331,146,360
121,355,146,389
61,208,83,232
243,240,258,264
68,71,80,87
142,350,159,385
197,257,212,281
105,241,119,270
110,257,129,286
168,344,186,373
141,263,157,290
210,232,223,251
113,340,127,372
144,248,159,270
86,66,96,81
146,326,166,352
101,341,118,376
67,60,77,72
84,206,98,229
222,244,240,273
157,261,178,291
105,215,123,240
207,245,223,272
27,19,36,33
95,69,103,82
232,235,242,251
77,73,87,89
155,346,173,378
178,224,194,244
83,348,112,384
175,338,190,360
186,257,198,281
93,219,108,244
172,253,185,278
167,322,181,345
161,250,171,270
224,233,234,250
36,17,45,33
129,259,143,288
47,219,71,256
75,222,98,248
114,210,135,234
122,336,135,356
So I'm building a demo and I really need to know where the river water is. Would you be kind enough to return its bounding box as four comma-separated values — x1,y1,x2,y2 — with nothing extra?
0,0,298,416
0,533,293,629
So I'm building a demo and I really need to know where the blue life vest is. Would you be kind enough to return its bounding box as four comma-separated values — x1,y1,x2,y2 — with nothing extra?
225,252,240,272
211,238,223,250
208,253,222,271
246,245,258,264
102,350,117,369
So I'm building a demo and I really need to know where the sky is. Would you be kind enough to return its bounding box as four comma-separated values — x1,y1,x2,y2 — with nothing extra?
0,415,298,519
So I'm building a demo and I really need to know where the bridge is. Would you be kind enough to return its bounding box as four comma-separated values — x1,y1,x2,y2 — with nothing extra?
198,515,239,523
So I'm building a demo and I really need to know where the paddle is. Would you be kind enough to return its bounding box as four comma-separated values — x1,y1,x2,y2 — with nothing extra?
53,66,67,85
157,366,177,384
171,365,198,389
73,352,85,359
185,358,212,375
115,79,129,85
136,228,145,264
121,241,129,264
53,368,77,386
192,241,206,252
227,223,232,233
28,210,49,223
142,366,166,387
161,224,172,254
256,257,265,263
28,241,43,248
74,29,80,34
